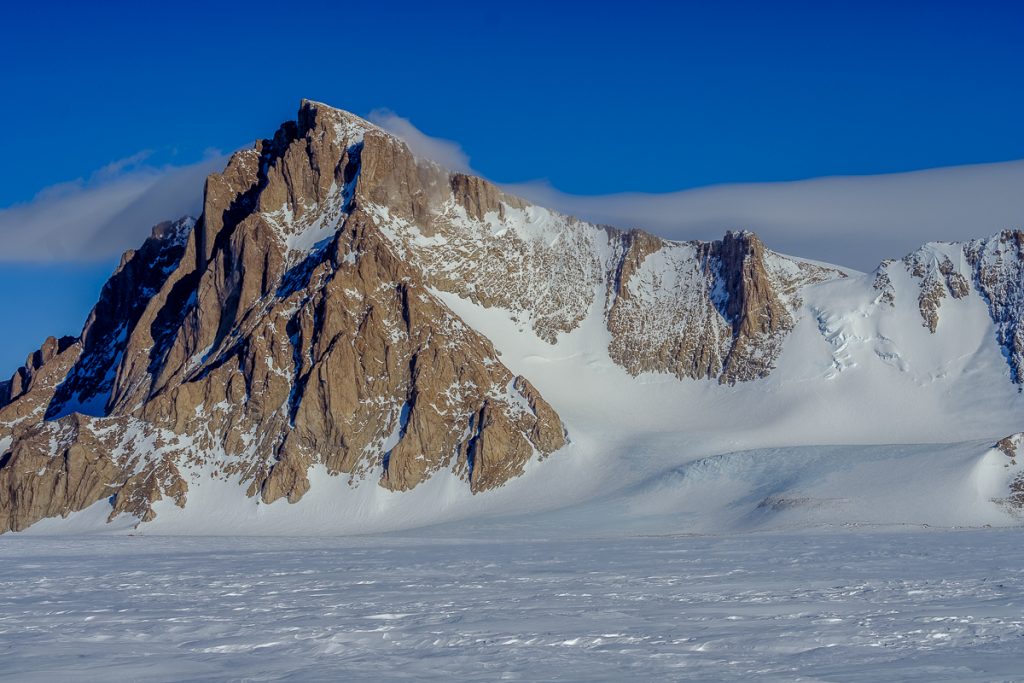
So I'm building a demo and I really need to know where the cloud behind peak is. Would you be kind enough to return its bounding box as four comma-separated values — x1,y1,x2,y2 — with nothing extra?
359,110,1024,271
0,151,227,263
3,113,1023,273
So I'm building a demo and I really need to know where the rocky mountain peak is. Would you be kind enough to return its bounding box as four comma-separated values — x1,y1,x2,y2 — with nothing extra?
0,335,78,411
2,100,1022,534
0,101,569,532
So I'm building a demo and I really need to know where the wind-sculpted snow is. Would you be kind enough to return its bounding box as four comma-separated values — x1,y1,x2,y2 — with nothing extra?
3,530,1024,681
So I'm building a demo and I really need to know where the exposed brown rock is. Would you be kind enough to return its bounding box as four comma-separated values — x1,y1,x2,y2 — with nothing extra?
966,230,1024,383
109,457,188,523
906,253,971,333
895,232,1024,382
449,173,526,222
872,260,896,306
1010,473,1024,508
0,412,193,532
44,217,194,421
938,257,970,299
996,433,1022,459
0,416,119,532
713,232,795,383
605,230,840,384
606,231,730,381
357,129,450,230
0,337,82,429
0,336,78,410
993,434,1024,509
918,279,946,333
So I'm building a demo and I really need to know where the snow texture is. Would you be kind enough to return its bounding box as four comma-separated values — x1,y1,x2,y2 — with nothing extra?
2,529,1023,681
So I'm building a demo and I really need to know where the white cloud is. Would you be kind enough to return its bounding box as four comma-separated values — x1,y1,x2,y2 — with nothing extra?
0,151,228,263
503,162,1024,271
368,109,473,174
4,112,1023,271
369,112,1024,271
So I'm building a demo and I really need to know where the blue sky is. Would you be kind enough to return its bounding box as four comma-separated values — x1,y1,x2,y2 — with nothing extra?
2,0,1023,373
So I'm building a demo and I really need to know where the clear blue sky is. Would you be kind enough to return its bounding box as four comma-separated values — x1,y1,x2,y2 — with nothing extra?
2,0,1023,372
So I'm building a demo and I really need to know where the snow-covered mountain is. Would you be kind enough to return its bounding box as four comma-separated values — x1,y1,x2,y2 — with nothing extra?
2,100,1022,535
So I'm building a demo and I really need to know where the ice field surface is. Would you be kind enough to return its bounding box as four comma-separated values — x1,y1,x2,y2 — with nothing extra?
2,528,1023,682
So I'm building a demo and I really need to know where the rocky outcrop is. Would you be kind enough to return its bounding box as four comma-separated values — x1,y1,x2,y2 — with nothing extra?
605,230,841,383
0,336,81,428
0,413,194,532
707,231,811,383
0,415,120,532
994,433,1024,509
996,433,1022,460
966,230,1024,384
0,336,78,410
449,173,527,222
902,250,971,333
605,232,730,381
872,261,896,307
889,231,1024,382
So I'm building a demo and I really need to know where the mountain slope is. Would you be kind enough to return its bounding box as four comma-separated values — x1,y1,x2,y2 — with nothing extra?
2,100,1023,534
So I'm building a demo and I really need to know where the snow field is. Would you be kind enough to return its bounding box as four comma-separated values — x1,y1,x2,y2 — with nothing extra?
2,529,1023,681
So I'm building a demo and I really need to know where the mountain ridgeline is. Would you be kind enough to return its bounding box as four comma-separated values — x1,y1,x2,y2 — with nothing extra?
2,100,1023,533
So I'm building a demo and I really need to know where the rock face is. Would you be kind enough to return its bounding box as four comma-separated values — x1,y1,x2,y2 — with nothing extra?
2,99,1023,533
0,335,78,413
605,230,840,383
967,231,1024,384
994,433,1024,509
45,218,195,420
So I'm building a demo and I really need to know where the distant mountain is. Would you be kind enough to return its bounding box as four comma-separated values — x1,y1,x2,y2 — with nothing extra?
2,101,1022,534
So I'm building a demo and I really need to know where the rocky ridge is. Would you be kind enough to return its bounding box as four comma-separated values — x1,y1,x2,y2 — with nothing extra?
356,128,844,383
874,232,1024,381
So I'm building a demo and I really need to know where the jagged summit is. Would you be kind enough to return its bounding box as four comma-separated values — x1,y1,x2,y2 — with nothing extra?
1,100,1023,534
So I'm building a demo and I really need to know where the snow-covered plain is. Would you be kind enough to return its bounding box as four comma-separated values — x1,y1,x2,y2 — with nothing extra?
2,528,1023,682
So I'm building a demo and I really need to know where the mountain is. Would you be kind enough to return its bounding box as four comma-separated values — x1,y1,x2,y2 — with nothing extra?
1,100,1022,535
